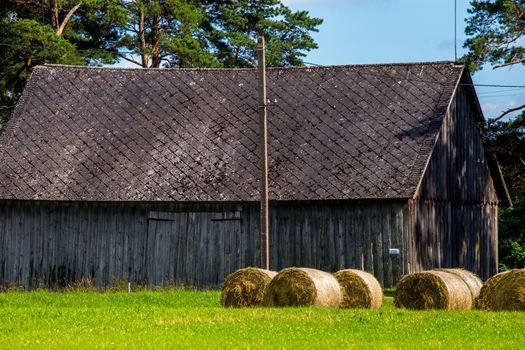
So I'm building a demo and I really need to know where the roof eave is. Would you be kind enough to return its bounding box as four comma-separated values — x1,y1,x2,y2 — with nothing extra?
411,63,466,200
410,65,512,207
462,69,512,207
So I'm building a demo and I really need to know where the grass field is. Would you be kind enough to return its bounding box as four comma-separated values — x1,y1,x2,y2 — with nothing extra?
0,290,524,349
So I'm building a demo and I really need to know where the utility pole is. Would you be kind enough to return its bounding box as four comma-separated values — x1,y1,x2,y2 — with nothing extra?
257,35,270,270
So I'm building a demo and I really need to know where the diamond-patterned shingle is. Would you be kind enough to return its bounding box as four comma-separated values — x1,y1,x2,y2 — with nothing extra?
0,62,464,201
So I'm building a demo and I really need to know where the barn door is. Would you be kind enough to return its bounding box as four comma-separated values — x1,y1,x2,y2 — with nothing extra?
145,213,180,286
206,211,242,287
146,211,242,288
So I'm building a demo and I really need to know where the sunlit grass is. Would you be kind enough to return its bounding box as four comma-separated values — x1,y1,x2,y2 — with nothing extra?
0,290,523,349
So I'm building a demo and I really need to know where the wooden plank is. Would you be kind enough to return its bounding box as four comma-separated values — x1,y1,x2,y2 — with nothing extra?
238,206,246,268
347,205,357,269
175,211,187,286
242,204,255,268
372,205,383,285
7,202,14,284
382,204,393,288
294,205,303,267
299,205,308,267
211,212,221,287
326,204,336,272
270,204,281,269
233,209,242,273
364,204,373,274
336,205,345,271
1,202,9,285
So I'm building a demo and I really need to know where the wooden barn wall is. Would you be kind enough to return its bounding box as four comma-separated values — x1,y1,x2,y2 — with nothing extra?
268,200,409,288
0,199,408,289
410,78,499,281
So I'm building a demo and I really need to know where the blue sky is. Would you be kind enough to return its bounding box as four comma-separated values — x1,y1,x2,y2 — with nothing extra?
282,0,525,120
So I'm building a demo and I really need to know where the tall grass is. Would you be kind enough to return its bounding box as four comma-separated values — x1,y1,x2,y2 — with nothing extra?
0,290,523,349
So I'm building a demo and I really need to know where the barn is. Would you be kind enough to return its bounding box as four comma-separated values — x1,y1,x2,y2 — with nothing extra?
0,62,510,289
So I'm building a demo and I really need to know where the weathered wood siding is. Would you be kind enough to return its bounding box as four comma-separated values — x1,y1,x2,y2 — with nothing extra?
268,201,409,288
0,199,408,289
410,74,499,280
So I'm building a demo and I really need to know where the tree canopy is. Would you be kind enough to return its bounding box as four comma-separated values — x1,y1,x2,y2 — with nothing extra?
463,0,525,72
201,0,322,68
463,0,525,122
0,0,126,129
115,0,218,68
0,0,322,130
114,0,322,68
463,0,525,269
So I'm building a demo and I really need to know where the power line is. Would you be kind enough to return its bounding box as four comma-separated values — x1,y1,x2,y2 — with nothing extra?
476,93,525,99
478,87,525,93
477,88,525,96
464,83,525,89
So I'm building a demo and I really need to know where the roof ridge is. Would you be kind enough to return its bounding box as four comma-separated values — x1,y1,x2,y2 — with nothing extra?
36,61,463,72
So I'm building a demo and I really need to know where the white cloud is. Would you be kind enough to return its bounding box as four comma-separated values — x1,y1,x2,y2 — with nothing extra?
481,100,522,120
482,102,505,118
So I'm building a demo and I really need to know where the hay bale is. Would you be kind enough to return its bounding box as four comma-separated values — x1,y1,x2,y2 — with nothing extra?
436,268,482,301
476,269,525,311
263,267,341,307
394,270,474,310
475,270,510,310
475,270,511,310
333,269,383,309
221,267,277,307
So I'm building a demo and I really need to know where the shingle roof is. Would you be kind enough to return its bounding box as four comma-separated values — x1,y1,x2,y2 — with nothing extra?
0,62,464,201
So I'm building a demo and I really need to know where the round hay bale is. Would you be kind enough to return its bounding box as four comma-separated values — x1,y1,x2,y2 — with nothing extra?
475,270,511,310
263,267,341,307
333,269,383,309
394,270,474,310
477,269,525,311
436,268,482,301
220,267,277,307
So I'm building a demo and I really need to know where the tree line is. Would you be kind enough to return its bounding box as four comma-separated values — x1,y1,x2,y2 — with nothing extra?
463,0,525,269
0,0,322,126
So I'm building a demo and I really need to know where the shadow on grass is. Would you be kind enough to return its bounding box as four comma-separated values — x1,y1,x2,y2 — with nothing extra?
383,288,395,298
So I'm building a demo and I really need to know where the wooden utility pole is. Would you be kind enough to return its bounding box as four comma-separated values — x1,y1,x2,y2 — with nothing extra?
257,35,270,270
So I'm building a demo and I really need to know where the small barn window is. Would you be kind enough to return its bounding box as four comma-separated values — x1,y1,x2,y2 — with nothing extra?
211,211,242,221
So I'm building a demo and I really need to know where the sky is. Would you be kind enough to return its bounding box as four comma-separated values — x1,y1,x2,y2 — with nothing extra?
281,0,525,120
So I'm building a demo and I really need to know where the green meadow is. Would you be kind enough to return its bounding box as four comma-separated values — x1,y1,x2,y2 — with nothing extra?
0,290,523,349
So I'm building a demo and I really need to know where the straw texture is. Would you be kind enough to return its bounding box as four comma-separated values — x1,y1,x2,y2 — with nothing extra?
436,268,482,301
394,270,474,310
476,269,525,311
263,267,341,307
221,267,277,307
334,269,383,309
